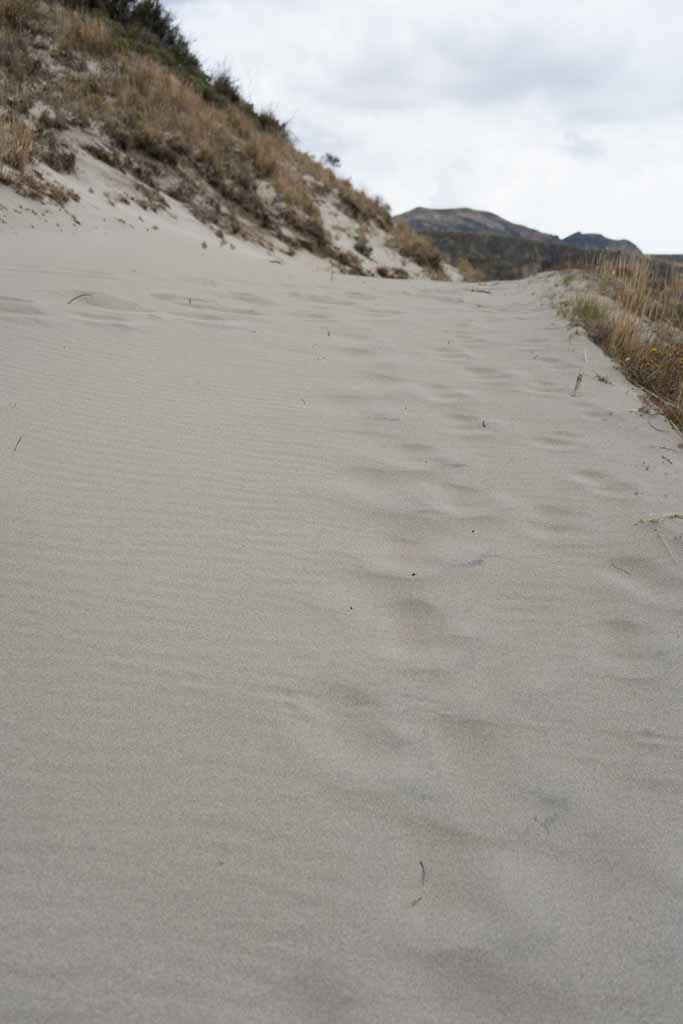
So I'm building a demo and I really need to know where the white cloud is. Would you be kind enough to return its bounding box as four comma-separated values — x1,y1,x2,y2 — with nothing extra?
168,0,683,251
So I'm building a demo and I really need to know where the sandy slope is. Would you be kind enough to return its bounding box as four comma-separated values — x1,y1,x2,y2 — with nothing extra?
2,191,683,1024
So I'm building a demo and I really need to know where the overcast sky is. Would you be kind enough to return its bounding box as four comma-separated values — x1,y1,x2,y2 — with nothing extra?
168,0,682,252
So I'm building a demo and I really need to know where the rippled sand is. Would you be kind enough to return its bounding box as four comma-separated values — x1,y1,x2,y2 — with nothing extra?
2,205,683,1023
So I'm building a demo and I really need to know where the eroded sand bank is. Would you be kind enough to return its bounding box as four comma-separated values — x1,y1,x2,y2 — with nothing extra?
2,209,683,1023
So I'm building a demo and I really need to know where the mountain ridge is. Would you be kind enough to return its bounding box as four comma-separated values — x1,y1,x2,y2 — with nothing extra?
397,207,641,254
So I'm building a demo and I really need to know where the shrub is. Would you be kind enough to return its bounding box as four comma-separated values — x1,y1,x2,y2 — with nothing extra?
210,68,242,105
377,266,409,280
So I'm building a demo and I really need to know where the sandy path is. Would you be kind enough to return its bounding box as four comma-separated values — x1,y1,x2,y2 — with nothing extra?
2,221,683,1023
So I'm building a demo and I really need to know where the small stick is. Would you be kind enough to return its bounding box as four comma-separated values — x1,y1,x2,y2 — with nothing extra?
68,292,93,305
13,434,23,452
636,513,683,524
610,562,632,575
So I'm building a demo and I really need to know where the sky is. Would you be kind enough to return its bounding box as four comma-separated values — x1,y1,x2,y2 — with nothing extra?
168,0,683,252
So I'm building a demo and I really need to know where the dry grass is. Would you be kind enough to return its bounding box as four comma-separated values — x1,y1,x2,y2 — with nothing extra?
0,0,443,276
55,41,330,236
596,251,683,328
456,256,487,283
55,5,118,57
561,253,683,430
389,220,446,279
43,4,391,242
0,114,33,170
0,0,36,29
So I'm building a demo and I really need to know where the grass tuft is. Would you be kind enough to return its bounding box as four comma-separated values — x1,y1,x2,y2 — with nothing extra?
389,220,446,279
0,114,33,170
560,253,683,430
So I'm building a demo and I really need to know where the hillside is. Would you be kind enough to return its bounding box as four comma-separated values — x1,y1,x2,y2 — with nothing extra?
396,206,641,279
0,0,444,278
652,254,683,265
563,232,640,254
398,206,558,243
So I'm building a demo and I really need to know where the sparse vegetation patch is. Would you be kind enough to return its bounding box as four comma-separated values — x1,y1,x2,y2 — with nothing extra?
0,113,33,169
560,253,683,430
0,0,443,278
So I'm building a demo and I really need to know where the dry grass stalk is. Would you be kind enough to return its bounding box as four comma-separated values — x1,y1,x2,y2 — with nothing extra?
561,253,683,430
0,114,33,170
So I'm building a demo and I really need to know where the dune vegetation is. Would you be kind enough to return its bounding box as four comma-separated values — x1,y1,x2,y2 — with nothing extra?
0,0,444,276
560,253,683,430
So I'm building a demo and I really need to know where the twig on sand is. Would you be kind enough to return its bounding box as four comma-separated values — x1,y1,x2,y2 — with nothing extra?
410,860,427,908
67,292,93,305
572,350,589,396
610,562,632,575
636,513,683,525
13,434,23,452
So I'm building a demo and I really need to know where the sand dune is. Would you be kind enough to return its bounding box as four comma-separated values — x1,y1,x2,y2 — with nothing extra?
2,198,683,1023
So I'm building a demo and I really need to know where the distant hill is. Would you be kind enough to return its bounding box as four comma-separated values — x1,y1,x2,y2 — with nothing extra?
563,232,640,254
395,207,641,280
652,255,683,265
399,207,558,244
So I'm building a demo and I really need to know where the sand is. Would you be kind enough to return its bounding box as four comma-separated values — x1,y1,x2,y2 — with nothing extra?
2,189,683,1023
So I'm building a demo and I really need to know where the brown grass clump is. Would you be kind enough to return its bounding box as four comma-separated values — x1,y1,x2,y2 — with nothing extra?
456,256,487,283
389,220,446,279
561,253,683,430
0,114,33,170
55,5,118,58
0,0,36,29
